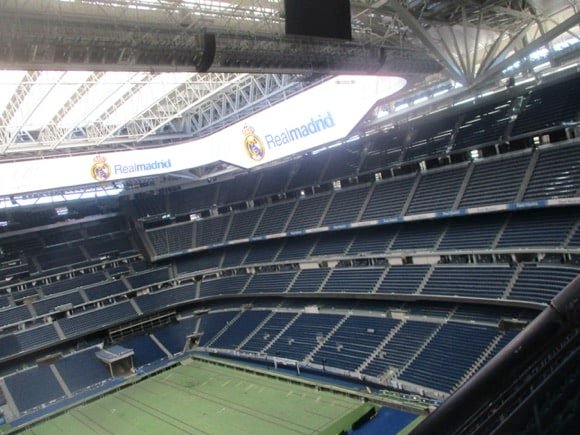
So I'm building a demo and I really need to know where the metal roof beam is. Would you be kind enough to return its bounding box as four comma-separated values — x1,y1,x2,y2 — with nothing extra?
388,0,467,84
94,73,238,145
0,71,41,154
38,72,105,144
473,11,580,87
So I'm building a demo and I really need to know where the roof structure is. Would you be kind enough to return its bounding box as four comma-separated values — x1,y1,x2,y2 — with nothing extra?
0,0,577,163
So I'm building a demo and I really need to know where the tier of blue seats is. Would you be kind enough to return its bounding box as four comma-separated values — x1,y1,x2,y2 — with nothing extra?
195,216,229,246
452,100,513,150
288,269,329,293
509,264,580,303
321,268,383,293
176,248,224,274
524,143,580,200
145,142,579,257
227,208,263,240
361,176,415,220
244,272,296,294
240,312,298,353
312,316,400,372
254,201,295,236
438,214,505,250
358,130,403,174
322,185,368,225
511,75,580,137
116,335,167,367
390,220,447,251
497,209,576,248
408,166,467,214
210,310,271,349
0,217,131,276
422,265,514,299
399,322,497,392
135,283,196,315
403,117,455,161
198,308,520,394
460,153,531,207
377,265,429,294
200,274,249,298
85,280,128,301
276,236,316,261
310,232,353,256
53,346,111,393
266,313,342,360
0,324,60,360
362,321,439,378
148,223,193,254
286,193,331,232
243,239,283,264
42,271,107,296
197,311,238,346
126,267,170,289
151,316,198,354
33,291,84,315
59,302,138,338
3,365,66,414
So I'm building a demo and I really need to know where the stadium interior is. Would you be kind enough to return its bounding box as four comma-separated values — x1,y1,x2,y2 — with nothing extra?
0,1,579,434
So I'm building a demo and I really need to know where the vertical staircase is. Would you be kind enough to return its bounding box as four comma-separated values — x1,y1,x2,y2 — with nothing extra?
261,312,302,353
515,148,540,202
491,214,511,249
356,183,377,222
415,264,436,295
503,262,524,299
399,321,445,376
304,314,350,363
205,310,244,347
401,173,421,216
356,319,406,373
452,163,475,209
236,311,277,350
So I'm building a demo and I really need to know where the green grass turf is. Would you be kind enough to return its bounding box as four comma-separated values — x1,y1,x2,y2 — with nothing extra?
22,359,370,434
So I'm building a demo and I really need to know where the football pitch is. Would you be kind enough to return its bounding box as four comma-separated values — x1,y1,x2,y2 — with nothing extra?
19,359,392,434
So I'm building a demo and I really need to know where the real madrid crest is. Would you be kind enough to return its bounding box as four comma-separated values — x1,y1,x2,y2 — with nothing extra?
243,125,265,161
90,155,111,181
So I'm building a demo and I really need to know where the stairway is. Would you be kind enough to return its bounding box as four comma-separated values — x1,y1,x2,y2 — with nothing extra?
399,321,445,376
205,311,244,347
262,312,302,353
236,311,277,350
304,314,350,363
356,319,406,374
503,262,524,299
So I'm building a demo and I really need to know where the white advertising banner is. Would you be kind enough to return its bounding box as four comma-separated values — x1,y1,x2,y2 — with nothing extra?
0,75,406,196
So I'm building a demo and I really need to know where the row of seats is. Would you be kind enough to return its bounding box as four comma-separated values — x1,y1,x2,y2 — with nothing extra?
196,263,578,305
1,259,576,347
0,298,541,415
0,217,133,275
146,143,580,256
0,265,169,331
197,309,518,394
174,207,579,276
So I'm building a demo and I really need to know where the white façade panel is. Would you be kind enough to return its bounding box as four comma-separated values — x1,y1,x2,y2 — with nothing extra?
0,75,405,196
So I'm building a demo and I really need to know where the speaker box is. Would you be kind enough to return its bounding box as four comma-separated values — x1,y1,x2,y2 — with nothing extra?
284,0,352,40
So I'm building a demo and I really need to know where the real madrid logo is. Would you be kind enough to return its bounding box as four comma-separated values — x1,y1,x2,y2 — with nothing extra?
90,155,111,181
243,125,265,162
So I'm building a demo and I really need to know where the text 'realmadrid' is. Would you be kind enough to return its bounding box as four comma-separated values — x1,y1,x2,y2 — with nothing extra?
114,159,172,174
264,112,335,149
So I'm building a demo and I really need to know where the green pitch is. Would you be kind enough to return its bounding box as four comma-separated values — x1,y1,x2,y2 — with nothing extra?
21,359,374,434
